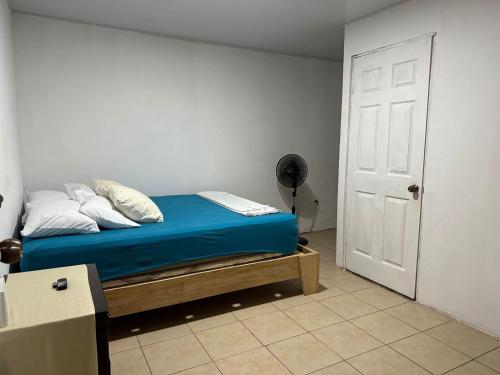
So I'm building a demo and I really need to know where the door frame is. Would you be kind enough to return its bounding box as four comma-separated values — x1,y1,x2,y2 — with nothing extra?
336,33,436,297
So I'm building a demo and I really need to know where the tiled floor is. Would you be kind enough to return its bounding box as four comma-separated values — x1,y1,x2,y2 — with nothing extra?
109,229,500,375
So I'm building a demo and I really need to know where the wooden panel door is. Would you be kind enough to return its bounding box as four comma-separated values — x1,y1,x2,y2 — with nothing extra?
345,36,433,298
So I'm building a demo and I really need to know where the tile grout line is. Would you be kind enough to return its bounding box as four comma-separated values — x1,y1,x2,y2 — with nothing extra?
302,360,352,375
184,311,238,334
317,298,382,321
138,331,193,347
380,303,452,331
473,346,500,374
265,345,296,375
440,358,488,375
346,286,408,309
385,330,472,374
108,336,141,355
240,311,308,348
310,321,384,362
109,346,154,375
180,315,217,373
347,344,433,375
445,352,500,375
188,316,216,355
421,325,500,360
305,307,464,375
138,345,154,375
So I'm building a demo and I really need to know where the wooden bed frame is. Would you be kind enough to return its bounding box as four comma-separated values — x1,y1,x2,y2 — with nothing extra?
103,245,319,318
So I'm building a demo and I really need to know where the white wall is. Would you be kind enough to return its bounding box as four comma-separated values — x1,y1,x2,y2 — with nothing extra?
0,0,23,275
337,0,500,336
13,14,342,232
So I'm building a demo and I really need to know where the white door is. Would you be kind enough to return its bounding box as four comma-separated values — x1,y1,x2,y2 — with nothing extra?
345,36,433,298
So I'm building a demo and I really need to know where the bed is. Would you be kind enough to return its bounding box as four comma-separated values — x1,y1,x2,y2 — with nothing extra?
21,194,320,317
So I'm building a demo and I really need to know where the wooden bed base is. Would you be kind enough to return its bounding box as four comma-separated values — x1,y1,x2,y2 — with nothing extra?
104,245,320,318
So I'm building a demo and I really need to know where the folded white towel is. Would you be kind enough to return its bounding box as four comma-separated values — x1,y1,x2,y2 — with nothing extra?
197,191,281,216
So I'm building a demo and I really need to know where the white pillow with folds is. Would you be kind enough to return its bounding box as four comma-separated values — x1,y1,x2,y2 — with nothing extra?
64,183,96,200
76,192,140,229
23,190,70,225
92,179,121,198
26,190,69,205
21,200,100,238
108,185,163,223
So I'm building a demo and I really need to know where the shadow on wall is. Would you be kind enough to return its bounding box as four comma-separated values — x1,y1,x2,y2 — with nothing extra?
277,181,319,230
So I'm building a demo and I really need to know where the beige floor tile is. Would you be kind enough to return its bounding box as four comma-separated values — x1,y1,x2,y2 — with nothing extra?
138,323,191,346
477,347,500,372
111,348,151,375
320,259,342,268
142,334,211,374
268,333,342,375
273,294,314,310
446,361,499,375
312,321,383,359
109,335,140,354
390,333,469,374
352,287,408,309
319,251,337,260
348,346,430,375
195,322,261,360
385,302,451,331
320,294,378,320
284,301,344,331
310,362,361,374
242,310,306,345
314,245,337,259
426,321,499,358
320,258,338,267
216,347,290,375
351,311,418,344
232,302,278,320
311,279,347,301
331,274,375,292
308,241,331,251
186,312,237,333
320,265,347,280
175,363,221,375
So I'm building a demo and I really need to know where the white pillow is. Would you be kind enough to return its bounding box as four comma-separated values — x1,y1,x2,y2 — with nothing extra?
26,190,69,205
21,200,99,238
76,193,140,229
23,190,70,225
92,179,121,197
108,185,163,223
64,183,96,200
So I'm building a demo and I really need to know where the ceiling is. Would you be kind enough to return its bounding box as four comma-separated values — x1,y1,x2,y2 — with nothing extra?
8,0,407,61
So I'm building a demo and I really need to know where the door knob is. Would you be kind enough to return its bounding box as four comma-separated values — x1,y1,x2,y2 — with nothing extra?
408,184,419,193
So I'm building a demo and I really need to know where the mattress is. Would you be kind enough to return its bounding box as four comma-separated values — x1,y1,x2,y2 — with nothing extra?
21,194,298,281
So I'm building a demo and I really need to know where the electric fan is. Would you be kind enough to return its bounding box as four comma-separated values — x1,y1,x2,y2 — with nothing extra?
276,154,309,245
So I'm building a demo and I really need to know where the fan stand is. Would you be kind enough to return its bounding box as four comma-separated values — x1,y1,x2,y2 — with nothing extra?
291,182,309,246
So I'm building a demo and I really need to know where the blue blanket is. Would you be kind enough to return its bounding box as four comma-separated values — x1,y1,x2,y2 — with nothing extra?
21,194,298,280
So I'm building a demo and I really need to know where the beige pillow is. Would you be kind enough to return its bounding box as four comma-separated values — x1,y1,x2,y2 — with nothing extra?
92,179,121,197
108,185,163,223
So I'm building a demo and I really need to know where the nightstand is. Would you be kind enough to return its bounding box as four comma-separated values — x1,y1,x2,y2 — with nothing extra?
0,264,110,375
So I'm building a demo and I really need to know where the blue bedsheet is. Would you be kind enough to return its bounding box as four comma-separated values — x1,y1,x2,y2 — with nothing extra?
21,194,298,281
